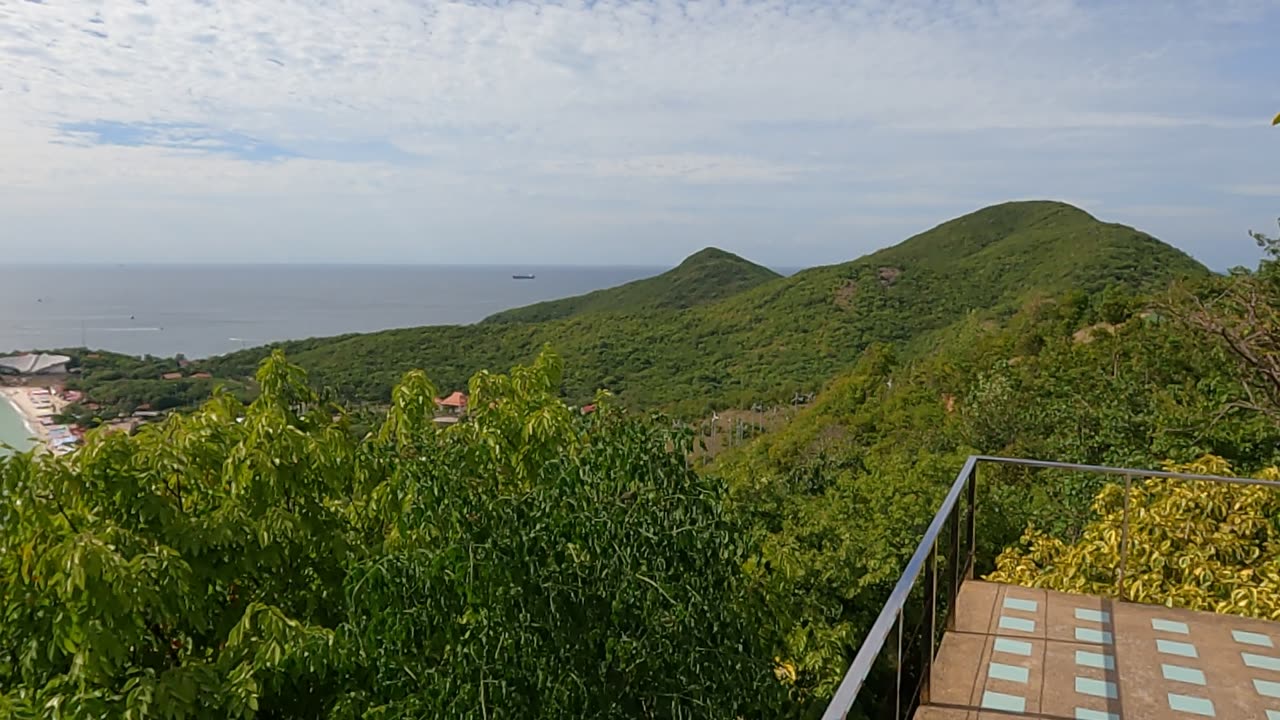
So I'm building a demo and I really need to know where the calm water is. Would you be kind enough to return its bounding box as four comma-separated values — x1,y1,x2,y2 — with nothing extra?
0,264,664,359
0,397,36,457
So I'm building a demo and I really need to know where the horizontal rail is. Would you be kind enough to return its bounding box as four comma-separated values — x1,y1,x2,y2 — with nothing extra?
974,455,1280,488
821,454,1280,720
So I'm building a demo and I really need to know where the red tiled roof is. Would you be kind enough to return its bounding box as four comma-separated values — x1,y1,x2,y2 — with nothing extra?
161,372,183,380
436,391,468,408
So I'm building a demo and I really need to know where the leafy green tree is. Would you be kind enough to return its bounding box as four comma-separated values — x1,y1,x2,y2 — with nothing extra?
335,350,786,718
1,350,785,718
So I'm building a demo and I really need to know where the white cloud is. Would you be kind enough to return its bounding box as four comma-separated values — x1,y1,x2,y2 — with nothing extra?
545,154,804,183
1227,185,1280,198
0,0,1276,268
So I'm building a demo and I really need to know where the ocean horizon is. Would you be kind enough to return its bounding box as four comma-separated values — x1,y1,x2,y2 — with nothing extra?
0,263,675,360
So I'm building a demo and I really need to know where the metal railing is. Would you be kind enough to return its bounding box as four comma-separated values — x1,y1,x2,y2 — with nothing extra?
820,455,1280,720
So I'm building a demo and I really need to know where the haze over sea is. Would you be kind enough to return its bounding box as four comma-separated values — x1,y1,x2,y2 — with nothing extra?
0,264,670,359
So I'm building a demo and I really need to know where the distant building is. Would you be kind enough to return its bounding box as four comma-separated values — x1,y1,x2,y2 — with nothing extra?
0,353,71,376
190,371,212,379
435,391,469,416
161,372,183,380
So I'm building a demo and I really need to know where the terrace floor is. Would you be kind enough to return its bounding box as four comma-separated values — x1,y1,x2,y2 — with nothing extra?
916,580,1280,719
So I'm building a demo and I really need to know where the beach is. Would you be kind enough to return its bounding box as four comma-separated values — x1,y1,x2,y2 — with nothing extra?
0,386,74,455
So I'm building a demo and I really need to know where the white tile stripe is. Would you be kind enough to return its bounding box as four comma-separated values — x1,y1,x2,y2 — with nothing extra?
1003,596,1038,613
1074,608,1110,623
1168,692,1216,716
1075,650,1115,670
1235,630,1275,648
1255,678,1280,698
1161,663,1207,685
1151,618,1190,634
1244,652,1280,672
994,638,1033,656
1075,627,1113,644
1156,638,1198,658
988,661,1030,684
1075,676,1117,699
981,690,1026,713
1075,709,1120,720
999,615,1036,633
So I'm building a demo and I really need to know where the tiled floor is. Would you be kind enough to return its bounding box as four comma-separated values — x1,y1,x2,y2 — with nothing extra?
916,581,1280,719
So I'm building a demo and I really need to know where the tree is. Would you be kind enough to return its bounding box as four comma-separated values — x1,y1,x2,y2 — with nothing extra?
336,349,786,718
1164,221,1280,422
987,456,1280,619
0,349,785,718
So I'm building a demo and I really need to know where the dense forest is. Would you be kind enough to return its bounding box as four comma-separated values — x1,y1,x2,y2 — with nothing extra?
4,204,1279,717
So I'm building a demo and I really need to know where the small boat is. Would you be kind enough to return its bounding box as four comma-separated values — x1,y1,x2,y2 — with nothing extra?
512,274,536,280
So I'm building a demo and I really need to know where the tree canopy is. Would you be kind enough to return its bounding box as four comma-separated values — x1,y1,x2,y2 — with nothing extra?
0,350,785,718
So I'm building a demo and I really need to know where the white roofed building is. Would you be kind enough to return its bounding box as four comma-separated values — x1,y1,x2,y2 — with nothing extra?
0,353,71,375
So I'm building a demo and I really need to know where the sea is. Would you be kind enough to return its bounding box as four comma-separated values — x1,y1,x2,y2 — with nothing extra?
0,395,35,456
0,263,665,453
0,264,667,359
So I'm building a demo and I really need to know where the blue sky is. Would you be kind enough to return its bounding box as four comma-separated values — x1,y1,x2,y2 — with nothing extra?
0,0,1277,269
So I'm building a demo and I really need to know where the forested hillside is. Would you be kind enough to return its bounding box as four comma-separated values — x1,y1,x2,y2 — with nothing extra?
483,247,781,323
201,201,1207,415
5,209,1279,717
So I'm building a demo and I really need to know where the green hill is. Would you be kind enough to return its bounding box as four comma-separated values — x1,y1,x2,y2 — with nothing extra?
484,247,782,323
201,200,1207,415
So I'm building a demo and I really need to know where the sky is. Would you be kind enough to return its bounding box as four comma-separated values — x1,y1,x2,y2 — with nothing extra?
0,0,1277,270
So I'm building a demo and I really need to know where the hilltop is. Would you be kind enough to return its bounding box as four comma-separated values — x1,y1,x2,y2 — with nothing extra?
483,247,781,323
195,201,1206,415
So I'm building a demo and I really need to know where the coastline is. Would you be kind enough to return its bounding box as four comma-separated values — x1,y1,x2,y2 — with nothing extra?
0,386,68,454
2,390,38,439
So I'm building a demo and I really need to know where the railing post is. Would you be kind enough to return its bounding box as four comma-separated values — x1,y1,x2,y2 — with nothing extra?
922,537,938,704
948,506,960,630
1117,473,1132,600
965,463,977,579
895,606,904,720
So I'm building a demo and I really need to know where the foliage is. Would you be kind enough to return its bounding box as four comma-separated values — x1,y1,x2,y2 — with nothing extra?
7,200,1265,718
710,267,1280,702
484,247,782,323
1164,219,1280,422
987,456,1280,619
202,201,1208,416
59,350,255,419
0,350,783,718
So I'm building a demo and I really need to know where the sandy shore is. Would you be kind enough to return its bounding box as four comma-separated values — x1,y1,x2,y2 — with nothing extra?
1,386,68,452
